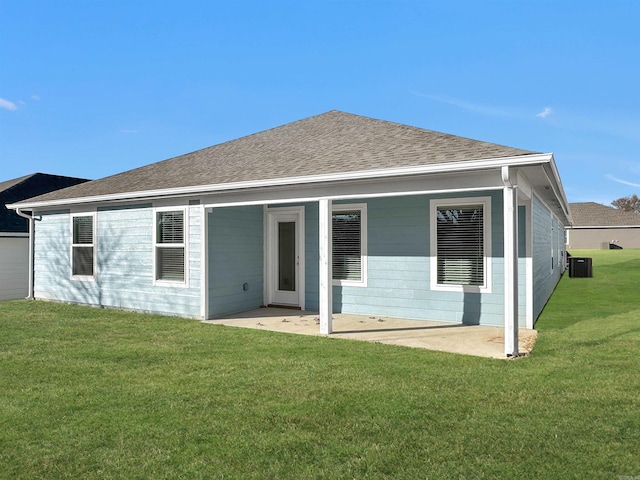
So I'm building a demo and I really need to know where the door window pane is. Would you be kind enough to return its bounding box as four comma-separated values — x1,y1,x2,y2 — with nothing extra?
278,221,296,291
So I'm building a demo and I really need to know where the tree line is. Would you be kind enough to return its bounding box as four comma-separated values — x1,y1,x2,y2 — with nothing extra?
611,194,640,213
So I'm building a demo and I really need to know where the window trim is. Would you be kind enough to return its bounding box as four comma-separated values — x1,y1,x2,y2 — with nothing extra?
429,197,492,293
70,212,96,281
332,203,367,287
153,206,189,287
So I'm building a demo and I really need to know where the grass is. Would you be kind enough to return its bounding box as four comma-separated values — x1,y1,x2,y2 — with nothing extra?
1,250,639,479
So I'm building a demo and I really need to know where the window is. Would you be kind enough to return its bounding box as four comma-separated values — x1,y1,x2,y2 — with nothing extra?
71,214,95,277
155,209,186,283
430,197,491,292
332,204,367,286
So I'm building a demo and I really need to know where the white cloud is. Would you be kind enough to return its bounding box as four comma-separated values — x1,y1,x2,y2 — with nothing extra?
536,107,553,118
119,129,138,134
0,98,18,111
31,94,40,101
606,174,640,188
410,91,515,117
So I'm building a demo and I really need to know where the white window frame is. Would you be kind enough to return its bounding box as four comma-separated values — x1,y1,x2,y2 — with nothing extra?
153,206,189,287
332,203,367,287
70,212,96,281
430,196,492,293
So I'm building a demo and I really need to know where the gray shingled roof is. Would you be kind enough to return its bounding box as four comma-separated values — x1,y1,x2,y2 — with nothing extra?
569,202,640,227
20,110,536,204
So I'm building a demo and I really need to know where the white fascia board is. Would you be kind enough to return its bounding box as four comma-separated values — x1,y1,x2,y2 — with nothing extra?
7,153,553,210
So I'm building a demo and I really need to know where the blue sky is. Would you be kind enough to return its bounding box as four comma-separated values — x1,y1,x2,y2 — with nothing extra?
1,0,638,205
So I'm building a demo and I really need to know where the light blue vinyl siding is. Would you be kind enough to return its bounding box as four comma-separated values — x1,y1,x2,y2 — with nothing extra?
304,203,320,311
532,194,564,320
32,192,544,327
518,205,527,326
208,205,263,317
304,191,511,326
33,205,202,318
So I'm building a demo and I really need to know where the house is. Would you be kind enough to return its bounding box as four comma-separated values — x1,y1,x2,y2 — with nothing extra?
0,173,89,301
8,111,571,356
567,202,640,249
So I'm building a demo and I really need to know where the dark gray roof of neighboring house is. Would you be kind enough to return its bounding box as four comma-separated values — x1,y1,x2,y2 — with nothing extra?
0,174,35,194
0,173,89,232
18,110,537,205
569,202,640,227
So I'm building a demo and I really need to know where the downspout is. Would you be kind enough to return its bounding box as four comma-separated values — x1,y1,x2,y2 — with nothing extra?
15,208,35,300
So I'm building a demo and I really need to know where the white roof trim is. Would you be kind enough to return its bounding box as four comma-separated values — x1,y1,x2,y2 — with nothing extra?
8,153,553,210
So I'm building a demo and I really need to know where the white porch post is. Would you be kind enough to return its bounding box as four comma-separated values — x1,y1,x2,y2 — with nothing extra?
319,198,333,334
201,206,210,320
502,166,519,357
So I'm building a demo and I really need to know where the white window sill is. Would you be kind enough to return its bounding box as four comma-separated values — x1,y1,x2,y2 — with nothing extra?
71,275,95,282
332,279,367,288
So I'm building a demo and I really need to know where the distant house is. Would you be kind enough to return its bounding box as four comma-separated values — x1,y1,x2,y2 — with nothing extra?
9,111,571,356
0,173,89,300
567,202,640,249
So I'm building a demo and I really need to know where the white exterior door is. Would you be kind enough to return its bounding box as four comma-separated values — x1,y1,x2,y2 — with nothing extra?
266,207,305,308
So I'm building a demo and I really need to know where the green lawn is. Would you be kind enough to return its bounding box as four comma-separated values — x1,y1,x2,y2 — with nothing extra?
1,250,639,479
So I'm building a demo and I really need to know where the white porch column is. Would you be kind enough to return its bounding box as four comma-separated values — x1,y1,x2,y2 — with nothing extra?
201,206,210,320
502,166,519,357
318,198,333,334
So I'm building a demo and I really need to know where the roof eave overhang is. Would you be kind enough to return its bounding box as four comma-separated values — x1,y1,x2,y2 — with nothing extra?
540,154,572,225
8,153,555,211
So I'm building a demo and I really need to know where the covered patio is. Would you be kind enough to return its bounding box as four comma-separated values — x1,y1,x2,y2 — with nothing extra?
203,307,538,359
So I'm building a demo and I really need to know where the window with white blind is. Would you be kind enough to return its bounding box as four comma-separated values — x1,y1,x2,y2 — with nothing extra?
71,214,95,278
155,209,186,284
332,204,367,286
430,197,491,292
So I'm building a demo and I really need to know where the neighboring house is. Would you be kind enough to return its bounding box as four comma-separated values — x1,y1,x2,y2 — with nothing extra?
0,173,89,301
9,111,571,356
567,202,640,249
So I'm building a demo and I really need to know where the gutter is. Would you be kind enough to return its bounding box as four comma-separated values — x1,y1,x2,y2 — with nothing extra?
14,208,35,300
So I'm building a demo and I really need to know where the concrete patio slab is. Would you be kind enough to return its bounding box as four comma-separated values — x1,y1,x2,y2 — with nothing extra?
203,308,537,359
